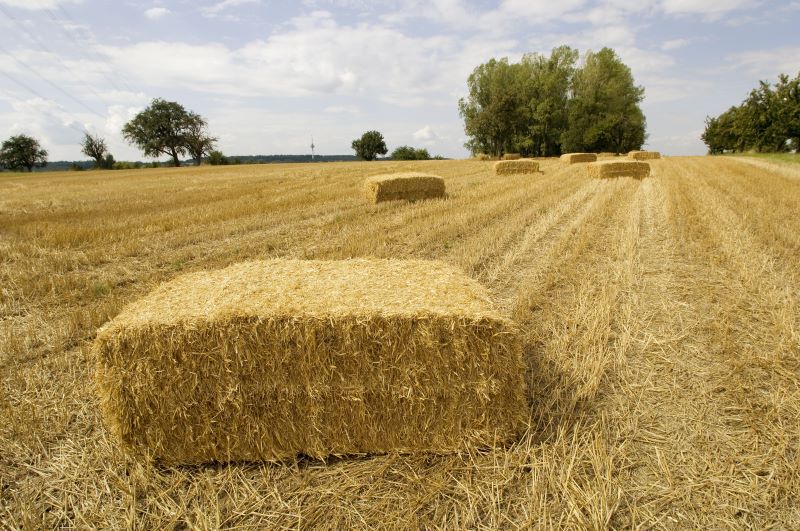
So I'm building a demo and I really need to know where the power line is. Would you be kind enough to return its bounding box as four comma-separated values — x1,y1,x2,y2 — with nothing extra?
45,6,138,94
0,45,105,118
0,76,88,136
0,3,111,105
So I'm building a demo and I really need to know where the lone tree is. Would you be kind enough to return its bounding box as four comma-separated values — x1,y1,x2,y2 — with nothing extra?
185,114,217,165
122,98,204,167
352,130,388,161
81,132,113,169
0,134,48,172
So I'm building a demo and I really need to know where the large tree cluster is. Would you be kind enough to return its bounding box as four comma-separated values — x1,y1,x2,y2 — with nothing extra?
702,72,800,154
459,46,647,157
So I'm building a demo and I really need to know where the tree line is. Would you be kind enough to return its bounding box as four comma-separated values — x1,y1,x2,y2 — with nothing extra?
1,101,439,172
459,46,647,157
702,72,800,154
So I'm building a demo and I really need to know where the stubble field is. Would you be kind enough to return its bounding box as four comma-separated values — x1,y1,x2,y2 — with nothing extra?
1,156,799,528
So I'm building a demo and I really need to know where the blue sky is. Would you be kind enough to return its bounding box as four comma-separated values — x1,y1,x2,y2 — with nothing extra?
1,0,799,161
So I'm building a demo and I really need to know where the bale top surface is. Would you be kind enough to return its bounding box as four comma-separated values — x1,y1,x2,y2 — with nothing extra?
103,259,501,330
363,172,443,187
587,160,651,178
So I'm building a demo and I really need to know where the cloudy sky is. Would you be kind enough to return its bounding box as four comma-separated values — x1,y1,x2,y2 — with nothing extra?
1,0,799,161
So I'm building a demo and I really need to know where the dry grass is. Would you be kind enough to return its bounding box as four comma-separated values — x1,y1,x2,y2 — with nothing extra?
588,160,651,179
363,172,445,203
2,157,800,528
560,153,598,164
494,159,540,175
94,258,526,465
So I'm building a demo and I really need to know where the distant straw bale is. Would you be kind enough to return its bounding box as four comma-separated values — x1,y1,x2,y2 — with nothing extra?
93,259,528,465
494,160,540,175
474,153,491,161
560,153,597,164
363,173,445,203
502,153,521,160
587,160,651,179
598,152,619,157
628,150,661,160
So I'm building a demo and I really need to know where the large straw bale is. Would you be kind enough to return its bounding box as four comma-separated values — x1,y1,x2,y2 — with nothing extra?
587,160,651,179
502,153,521,160
560,153,597,164
363,172,445,203
628,150,661,160
493,160,539,175
93,259,527,465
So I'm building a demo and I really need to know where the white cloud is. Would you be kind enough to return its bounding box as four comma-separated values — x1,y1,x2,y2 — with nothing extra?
201,0,261,18
324,105,361,113
0,0,81,9
661,38,690,50
728,46,800,78
100,11,513,106
144,7,170,20
413,125,437,142
660,0,752,18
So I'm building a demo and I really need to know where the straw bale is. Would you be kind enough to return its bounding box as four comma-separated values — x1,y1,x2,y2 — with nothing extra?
363,172,445,203
473,153,490,161
93,259,527,465
560,153,597,164
502,153,521,160
587,160,651,179
628,150,661,160
493,160,540,175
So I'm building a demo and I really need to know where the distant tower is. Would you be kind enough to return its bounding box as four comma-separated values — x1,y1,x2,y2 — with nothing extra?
310,136,315,161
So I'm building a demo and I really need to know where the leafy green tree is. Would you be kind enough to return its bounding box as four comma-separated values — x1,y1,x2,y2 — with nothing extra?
207,150,228,165
102,153,115,169
81,133,110,169
459,58,525,157
0,134,48,172
518,46,578,156
391,145,430,160
702,72,800,154
352,130,388,161
185,115,217,165
122,98,202,167
562,48,646,154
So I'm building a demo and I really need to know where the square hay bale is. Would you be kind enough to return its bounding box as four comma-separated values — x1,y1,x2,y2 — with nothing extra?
363,172,445,203
560,153,597,164
473,153,491,161
493,160,539,175
628,150,661,160
502,153,521,160
93,259,527,465
587,160,651,179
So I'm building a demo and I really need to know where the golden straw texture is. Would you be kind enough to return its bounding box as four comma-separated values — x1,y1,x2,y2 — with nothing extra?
560,153,598,164
93,259,527,465
363,172,445,203
587,160,651,179
628,150,662,160
493,160,540,175
502,153,521,160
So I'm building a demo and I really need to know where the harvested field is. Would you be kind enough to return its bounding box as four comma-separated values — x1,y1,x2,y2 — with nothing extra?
588,159,651,179
560,153,597,164
494,159,540,175
363,172,445,203
94,258,526,465
2,157,800,528
628,150,662,160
